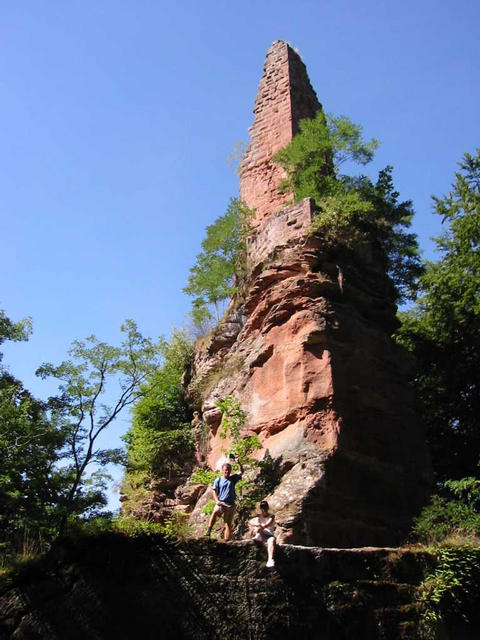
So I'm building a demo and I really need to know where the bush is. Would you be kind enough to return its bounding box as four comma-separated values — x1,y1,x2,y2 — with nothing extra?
420,545,480,636
412,477,480,545
191,468,218,486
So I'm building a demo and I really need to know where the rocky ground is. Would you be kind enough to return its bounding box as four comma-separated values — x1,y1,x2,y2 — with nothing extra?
2,534,477,640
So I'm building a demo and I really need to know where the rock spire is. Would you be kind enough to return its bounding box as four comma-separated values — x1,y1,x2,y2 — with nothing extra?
183,42,432,547
239,41,322,223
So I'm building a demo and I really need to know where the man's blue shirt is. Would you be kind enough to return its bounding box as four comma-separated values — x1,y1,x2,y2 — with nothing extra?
213,474,241,505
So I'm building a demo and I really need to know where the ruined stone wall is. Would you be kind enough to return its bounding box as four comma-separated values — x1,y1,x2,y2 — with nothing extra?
247,198,314,270
239,41,321,223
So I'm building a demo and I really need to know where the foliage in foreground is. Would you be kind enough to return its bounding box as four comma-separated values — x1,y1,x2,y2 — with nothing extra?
419,545,480,637
0,312,163,565
37,320,161,528
0,373,65,561
273,112,423,303
0,311,65,563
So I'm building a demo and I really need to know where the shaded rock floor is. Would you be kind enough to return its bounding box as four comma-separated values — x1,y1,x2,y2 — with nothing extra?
0,534,476,639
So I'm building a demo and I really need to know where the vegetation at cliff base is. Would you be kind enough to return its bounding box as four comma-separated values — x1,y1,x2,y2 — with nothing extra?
404,153,480,630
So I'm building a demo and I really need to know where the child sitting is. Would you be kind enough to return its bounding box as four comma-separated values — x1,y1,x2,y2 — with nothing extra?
249,500,276,567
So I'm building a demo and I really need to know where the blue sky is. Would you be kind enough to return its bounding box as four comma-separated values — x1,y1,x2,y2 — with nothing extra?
1,0,479,507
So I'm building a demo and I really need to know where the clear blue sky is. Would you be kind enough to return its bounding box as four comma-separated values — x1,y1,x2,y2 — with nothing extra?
1,1,479,507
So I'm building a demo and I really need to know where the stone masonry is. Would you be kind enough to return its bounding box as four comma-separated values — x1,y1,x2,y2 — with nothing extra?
239,40,322,223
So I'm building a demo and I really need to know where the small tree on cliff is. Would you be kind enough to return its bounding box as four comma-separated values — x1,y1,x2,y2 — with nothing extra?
273,112,423,303
274,112,378,203
183,198,254,327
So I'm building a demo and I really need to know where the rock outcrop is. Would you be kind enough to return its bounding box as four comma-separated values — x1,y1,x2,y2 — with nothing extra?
0,535,455,640
185,41,431,547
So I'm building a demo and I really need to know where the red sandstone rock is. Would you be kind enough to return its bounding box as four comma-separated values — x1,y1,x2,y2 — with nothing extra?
239,41,322,224
185,42,431,547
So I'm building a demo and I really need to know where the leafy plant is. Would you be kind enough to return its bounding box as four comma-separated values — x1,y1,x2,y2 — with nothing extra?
274,112,422,303
201,499,215,516
419,545,480,636
274,112,378,202
412,477,480,545
184,198,254,326
123,329,194,477
191,468,218,486
162,511,192,541
115,516,165,538
217,394,248,443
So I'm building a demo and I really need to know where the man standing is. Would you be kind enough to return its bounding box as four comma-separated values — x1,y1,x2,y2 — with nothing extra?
206,457,243,541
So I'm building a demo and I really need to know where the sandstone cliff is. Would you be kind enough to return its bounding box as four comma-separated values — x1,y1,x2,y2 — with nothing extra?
182,41,431,547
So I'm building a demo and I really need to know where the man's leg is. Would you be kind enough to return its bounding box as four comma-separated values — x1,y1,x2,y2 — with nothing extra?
207,505,220,536
223,505,234,541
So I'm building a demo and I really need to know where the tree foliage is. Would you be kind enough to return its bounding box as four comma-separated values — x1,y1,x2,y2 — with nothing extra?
0,310,68,559
37,320,161,525
397,150,480,480
183,198,253,326
0,373,66,557
123,330,194,478
274,112,378,202
273,112,422,302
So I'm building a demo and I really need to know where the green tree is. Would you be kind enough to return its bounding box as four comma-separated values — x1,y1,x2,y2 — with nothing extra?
354,167,424,302
184,198,253,326
0,309,32,366
0,373,66,554
273,112,378,203
37,320,161,527
124,329,194,478
273,112,422,303
397,150,480,480
0,310,67,559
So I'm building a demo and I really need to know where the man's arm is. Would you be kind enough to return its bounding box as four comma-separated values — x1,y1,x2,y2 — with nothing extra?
212,478,221,505
235,456,244,476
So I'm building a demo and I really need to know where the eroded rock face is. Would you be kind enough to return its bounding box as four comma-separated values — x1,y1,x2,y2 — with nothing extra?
184,41,431,546
187,199,431,546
